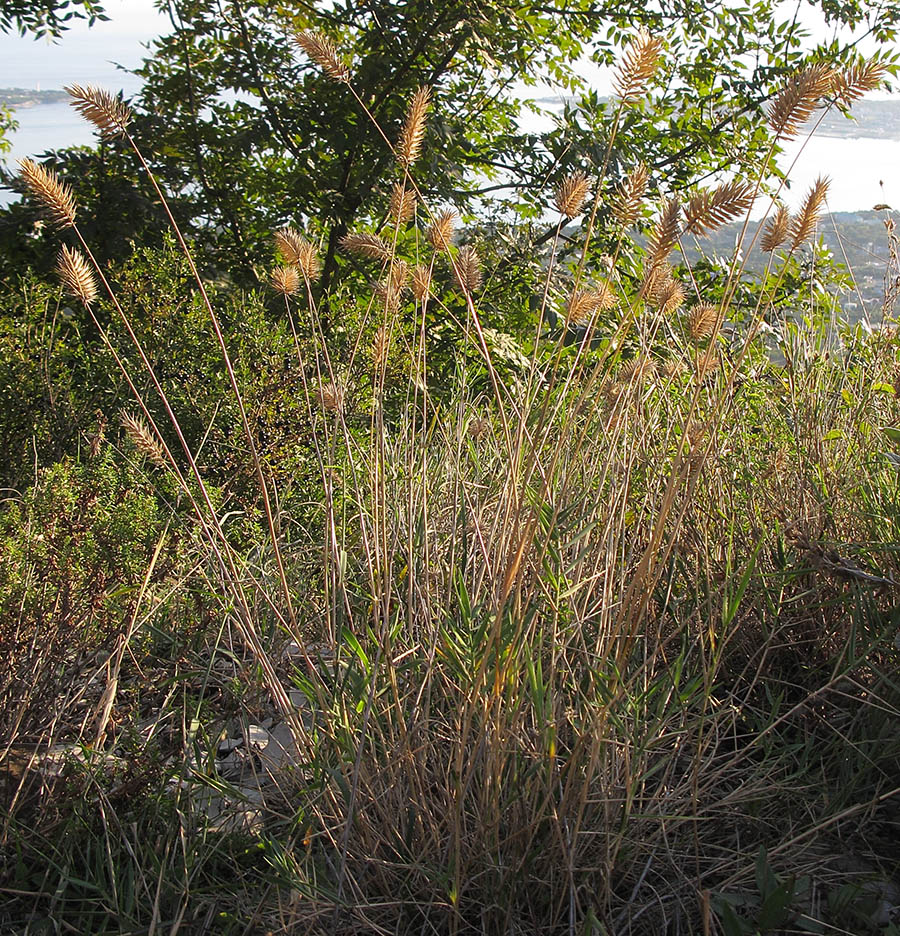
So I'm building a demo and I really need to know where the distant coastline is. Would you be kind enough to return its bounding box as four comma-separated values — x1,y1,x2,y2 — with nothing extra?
0,88,70,109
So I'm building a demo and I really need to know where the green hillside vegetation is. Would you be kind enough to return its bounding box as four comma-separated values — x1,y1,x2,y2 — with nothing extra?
2,7,900,936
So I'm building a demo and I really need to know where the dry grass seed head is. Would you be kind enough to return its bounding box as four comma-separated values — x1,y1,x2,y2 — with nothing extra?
389,259,411,292
694,349,719,382
398,87,430,169
612,163,649,226
411,264,432,300
389,182,416,224
761,205,791,253
566,283,616,325
454,245,482,293
831,58,887,106
790,176,830,249
688,302,719,341
621,355,656,384
684,179,756,235
66,84,132,138
121,412,166,467
294,30,351,82
271,265,301,296
647,198,681,267
372,325,390,369
655,278,686,315
19,158,77,228
427,210,456,252
319,380,345,413
614,28,663,102
374,279,401,314
56,245,97,306
274,227,320,280
340,232,391,262
767,64,834,139
555,170,590,219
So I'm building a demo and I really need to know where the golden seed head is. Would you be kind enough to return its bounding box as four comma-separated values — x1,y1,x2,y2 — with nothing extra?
411,263,432,300
647,198,681,267
374,279,401,314
372,325,390,369
426,210,456,252
688,302,719,341
274,227,320,280
614,29,663,102
294,30,351,82
19,158,77,228
453,244,482,293
621,356,656,384
790,176,830,250
389,182,416,224
684,179,756,236
65,84,132,138
612,163,649,227
121,411,166,467
761,205,791,253
655,278,686,315
555,170,590,219
566,284,617,325
389,259,410,292
831,58,887,106
270,265,301,296
56,245,97,306
340,232,391,262
767,64,834,140
398,86,430,169
318,380,345,414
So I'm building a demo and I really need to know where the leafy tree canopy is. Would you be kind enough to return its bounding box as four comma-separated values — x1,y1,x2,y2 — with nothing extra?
0,0,107,37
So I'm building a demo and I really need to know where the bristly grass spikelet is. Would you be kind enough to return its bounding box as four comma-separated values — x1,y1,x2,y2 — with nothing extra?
454,245,482,293
614,28,663,102
19,158,77,229
65,84,132,138
555,170,590,219
390,182,416,224
398,87,430,169
761,205,791,252
274,227,320,280
372,325,390,369
688,302,718,340
411,263,432,299
684,179,756,235
612,163,649,226
270,266,301,296
654,277,686,315
831,57,887,106
566,284,616,325
767,64,834,140
121,412,166,467
56,244,97,306
340,232,391,262
790,176,830,249
427,210,456,252
647,198,681,267
375,279,401,313
294,29,351,82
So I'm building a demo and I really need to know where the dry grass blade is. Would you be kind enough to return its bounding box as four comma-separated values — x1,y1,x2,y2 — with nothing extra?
274,227,320,280
294,29,351,82
761,205,791,253
614,29,663,102
389,182,416,224
647,198,681,267
19,158,77,228
270,266,301,296
121,412,166,467
412,264,432,300
398,87,430,169
340,232,391,262
454,245,482,293
612,163,649,226
427,210,456,252
555,170,590,219
831,58,887,106
56,245,97,306
566,284,616,325
767,64,834,139
688,302,719,340
684,179,756,235
65,84,132,138
790,176,830,249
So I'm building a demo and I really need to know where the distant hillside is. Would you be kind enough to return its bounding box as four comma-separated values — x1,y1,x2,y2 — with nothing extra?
0,88,68,108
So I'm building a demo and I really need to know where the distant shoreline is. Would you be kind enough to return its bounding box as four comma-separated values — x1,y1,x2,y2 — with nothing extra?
0,88,69,109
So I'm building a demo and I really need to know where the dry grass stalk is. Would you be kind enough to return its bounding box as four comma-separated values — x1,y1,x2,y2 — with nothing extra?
612,163,649,226
340,232,391,262
688,302,719,341
566,284,616,325
555,170,590,219
56,245,97,306
761,205,791,253
647,198,681,267
790,176,830,249
270,266,301,296
767,64,834,139
427,210,456,252
19,158,77,229
274,227,320,280
398,87,430,169
694,349,719,381
121,412,166,467
294,30,350,82
411,264,432,300
65,84,132,138
454,245,482,293
831,58,887,106
614,28,663,102
389,182,416,224
684,179,755,235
